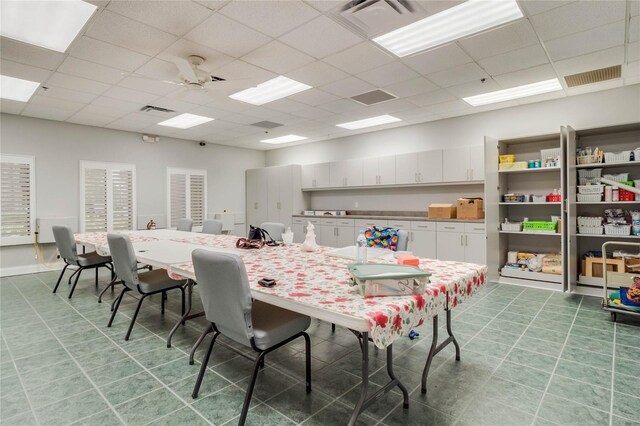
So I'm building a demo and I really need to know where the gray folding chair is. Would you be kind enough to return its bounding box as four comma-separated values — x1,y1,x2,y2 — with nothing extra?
396,229,409,251
176,218,193,232
52,225,114,299
191,250,311,425
107,234,187,340
259,222,285,241
201,219,223,235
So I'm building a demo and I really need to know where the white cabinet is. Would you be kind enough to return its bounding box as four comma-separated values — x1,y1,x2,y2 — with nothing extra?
336,224,355,248
246,168,269,231
318,218,355,248
363,157,395,186
409,222,436,258
436,222,466,262
443,146,484,182
395,153,419,184
464,223,486,264
468,145,484,181
418,150,443,183
330,159,363,187
302,163,330,188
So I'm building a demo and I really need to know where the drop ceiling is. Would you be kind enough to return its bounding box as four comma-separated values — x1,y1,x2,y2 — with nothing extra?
0,0,638,151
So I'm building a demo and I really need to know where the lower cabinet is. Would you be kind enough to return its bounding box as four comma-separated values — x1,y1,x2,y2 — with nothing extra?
436,222,486,263
409,222,436,259
319,218,356,248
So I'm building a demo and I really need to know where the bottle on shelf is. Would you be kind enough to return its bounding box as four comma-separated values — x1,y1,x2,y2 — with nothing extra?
613,186,619,202
356,231,368,264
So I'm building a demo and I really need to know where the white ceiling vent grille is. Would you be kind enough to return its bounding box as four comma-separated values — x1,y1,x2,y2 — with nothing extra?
564,65,621,88
332,0,427,38
251,121,283,129
350,89,397,105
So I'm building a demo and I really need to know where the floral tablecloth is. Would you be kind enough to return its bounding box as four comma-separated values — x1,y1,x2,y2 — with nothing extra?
74,231,160,256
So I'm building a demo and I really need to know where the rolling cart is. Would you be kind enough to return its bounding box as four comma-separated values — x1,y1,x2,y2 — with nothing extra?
601,241,640,322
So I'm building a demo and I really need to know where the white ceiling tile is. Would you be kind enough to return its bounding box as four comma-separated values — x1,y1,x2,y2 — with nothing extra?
446,78,502,98
185,14,271,58
241,41,315,75
285,61,349,87
78,104,127,118
86,10,177,56
478,44,549,75
175,125,216,139
205,119,241,130
45,73,111,95
287,89,340,106
118,76,180,96
188,105,233,120
320,76,376,97
427,63,490,87
149,96,201,114
70,37,150,72
493,64,558,88
220,0,319,38
134,58,179,81
91,96,143,112
193,1,230,11
545,21,625,61
58,57,125,85
552,46,624,76
279,15,363,59
0,99,26,115
123,111,167,125
424,100,472,114
625,61,640,78
67,112,116,127
363,99,416,115
165,88,214,105
38,86,97,104
629,16,640,43
29,95,86,113
105,118,149,131
102,86,160,104
316,99,362,113
156,39,234,73
628,41,640,63
223,113,264,126
382,77,439,98
520,0,575,15
289,106,336,120
303,0,342,12
531,0,626,41
402,43,472,75
515,90,566,105
357,62,419,87
204,96,257,113
264,99,310,114
459,20,539,60
0,38,65,70
210,60,277,85
0,60,51,83
140,123,182,135
22,104,76,121
106,1,213,36
406,89,457,107
324,42,394,75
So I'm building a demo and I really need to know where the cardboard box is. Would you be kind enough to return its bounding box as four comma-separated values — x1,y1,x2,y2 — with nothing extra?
428,204,457,219
456,198,484,220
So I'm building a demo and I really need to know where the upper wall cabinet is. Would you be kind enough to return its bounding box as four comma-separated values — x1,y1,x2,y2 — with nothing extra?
363,156,396,186
396,150,444,184
330,159,363,188
301,163,330,189
443,145,484,182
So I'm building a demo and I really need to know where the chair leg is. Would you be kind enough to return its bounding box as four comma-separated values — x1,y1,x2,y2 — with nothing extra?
303,332,312,393
189,324,212,365
98,278,117,304
108,288,127,327
161,291,166,314
95,267,99,288
239,352,266,425
68,267,83,299
125,294,147,341
331,323,336,333
192,330,219,398
180,286,186,324
67,268,80,285
53,264,68,294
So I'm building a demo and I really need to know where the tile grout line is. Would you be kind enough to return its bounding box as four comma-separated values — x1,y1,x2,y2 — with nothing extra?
531,296,585,424
608,322,616,426
0,333,41,425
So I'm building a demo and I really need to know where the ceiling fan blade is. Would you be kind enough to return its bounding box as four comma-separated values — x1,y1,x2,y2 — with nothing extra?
171,56,198,82
204,78,258,91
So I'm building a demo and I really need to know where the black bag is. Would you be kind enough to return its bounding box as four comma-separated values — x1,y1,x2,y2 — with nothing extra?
247,226,281,246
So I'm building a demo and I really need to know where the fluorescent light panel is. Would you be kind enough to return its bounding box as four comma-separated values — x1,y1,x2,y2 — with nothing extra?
0,75,40,102
261,135,308,144
229,76,311,106
0,0,97,53
337,115,401,130
373,0,523,57
463,79,563,106
158,113,214,129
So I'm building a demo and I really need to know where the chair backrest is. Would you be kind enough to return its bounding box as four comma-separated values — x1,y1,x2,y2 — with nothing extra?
192,250,253,346
259,222,285,241
176,218,193,232
202,219,223,235
52,225,78,262
396,229,409,252
107,234,139,289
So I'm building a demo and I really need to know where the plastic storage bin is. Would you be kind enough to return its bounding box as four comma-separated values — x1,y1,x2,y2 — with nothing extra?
503,194,527,202
577,193,603,202
499,154,516,163
579,226,604,235
579,177,601,185
578,185,604,194
619,189,635,201
523,221,558,233
531,195,547,202
604,224,631,235
499,161,528,171
577,154,603,165
501,222,523,232
578,168,603,178
578,217,604,227
348,264,431,297
603,173,630,182
604,151,631,163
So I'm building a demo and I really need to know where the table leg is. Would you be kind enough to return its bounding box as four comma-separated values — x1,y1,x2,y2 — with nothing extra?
421,309,461,394
167,280,192,348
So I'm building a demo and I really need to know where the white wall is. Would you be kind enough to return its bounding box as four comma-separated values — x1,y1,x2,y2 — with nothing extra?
0,113,265,273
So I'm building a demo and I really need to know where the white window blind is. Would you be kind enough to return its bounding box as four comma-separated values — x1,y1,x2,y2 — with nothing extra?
0,154,35,246
80,161,136,232
167,168,207,228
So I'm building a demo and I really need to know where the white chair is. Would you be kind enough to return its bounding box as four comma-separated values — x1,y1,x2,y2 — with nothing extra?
201,219,223,235
176,218,193,232
259,222,285,241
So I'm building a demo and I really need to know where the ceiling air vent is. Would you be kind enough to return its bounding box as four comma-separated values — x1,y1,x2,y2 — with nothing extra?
331,0,427,38
251,121,283,129
140,105,175,113
564,65,621,88
350,89,397,105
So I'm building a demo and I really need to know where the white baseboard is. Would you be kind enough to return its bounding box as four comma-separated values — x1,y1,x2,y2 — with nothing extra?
0,262,65,277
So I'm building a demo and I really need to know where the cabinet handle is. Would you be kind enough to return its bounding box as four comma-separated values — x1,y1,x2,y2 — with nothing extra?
336,227,339,236
254,202,258,209
470,169,474,180
410,231,414,242
460,235,464,246
465,235,468,246
277,201,281,210
444,226,454,230
414,172,418,183
418,172,422,182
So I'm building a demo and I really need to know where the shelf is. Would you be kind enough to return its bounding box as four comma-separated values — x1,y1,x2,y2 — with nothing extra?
576,161,640,169
499,202,561,205
576,201,640,205
499,231,560,236
577,234,640,239
498,167,560,174
301,180,484,192
500,268,563,284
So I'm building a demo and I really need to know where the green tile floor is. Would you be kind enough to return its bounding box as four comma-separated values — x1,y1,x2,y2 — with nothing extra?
1,270,638,425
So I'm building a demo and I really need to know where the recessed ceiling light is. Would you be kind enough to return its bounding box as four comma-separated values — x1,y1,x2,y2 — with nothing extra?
0,75,40,102
158,113,214,129
260,135,308,144
0,0,97,53
462,79,563,106
229,76,311,106
373,0,523,57
337,115,402,130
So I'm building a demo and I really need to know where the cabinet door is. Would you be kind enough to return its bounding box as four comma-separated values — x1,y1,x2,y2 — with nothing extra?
319,225,336,248
301,164,315,188
464,233,486,264
378,157,395,185
315,163,331,188
362,157,379,186
418,150,443,183
277,166,293,227
436,231,465,261
329,161,345,187
395,153,419,184
410,230,436,259
468,145,484,181
442,147,470,182
336,226,355,248
266,167,280,222
345,159,363,187
292,223,304,244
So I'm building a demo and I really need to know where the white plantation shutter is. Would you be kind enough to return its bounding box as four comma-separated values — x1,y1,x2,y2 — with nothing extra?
167,168,207,228
0,155,35,246
80,162,136,232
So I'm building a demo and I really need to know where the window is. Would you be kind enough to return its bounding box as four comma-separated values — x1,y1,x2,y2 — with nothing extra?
80,161,136,232
167,168,206,228
0,154,35,246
